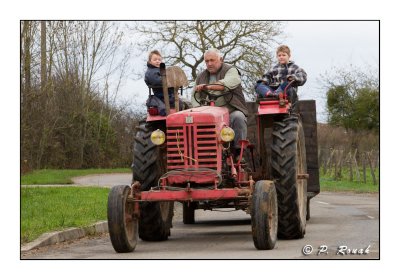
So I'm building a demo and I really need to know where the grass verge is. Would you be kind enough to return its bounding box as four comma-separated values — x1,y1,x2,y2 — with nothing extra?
21,168,131,185
21,187,109,244
320,178,379,193
320,167,379,193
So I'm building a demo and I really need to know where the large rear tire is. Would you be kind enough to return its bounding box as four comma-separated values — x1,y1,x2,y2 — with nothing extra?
271,116,307,239
107,185,138,253
251,180,278,250
132,121,174,241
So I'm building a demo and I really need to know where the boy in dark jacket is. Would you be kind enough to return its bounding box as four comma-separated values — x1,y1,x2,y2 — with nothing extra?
255,45,307,103
145,50,175,115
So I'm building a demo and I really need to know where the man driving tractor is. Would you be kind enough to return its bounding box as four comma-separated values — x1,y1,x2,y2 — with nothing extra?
191,48,248,159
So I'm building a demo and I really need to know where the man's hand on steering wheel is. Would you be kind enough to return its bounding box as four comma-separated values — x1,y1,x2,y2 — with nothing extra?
195,83,225,92
193,83,233,106
195,84,208,92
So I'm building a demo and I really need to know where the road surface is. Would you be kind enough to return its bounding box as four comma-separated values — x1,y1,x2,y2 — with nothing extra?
22,173,379,259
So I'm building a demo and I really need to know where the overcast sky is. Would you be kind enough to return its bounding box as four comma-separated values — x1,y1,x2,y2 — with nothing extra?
120,21,379,123
283,21,379,121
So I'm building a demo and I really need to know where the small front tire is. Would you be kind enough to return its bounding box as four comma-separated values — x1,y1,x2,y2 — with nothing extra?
251,180,278,250
108,185,138,253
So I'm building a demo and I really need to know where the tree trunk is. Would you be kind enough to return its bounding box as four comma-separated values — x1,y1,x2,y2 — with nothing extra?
41,21,47,92
22,21,31,96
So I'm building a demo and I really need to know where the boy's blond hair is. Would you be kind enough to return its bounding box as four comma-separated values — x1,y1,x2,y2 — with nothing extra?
276,45,291,56
148,50,162,62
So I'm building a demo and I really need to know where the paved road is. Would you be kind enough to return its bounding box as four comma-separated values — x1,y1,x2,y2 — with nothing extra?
71,173,132,187
22,173,379,259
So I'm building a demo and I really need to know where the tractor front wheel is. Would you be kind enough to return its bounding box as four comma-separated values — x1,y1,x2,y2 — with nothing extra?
107,185,138,253
251,180,278,250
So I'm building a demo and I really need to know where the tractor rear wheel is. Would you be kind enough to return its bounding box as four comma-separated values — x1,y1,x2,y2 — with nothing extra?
271,116,307,239
107,185,138,253
132,121,174,241
251,180,278,250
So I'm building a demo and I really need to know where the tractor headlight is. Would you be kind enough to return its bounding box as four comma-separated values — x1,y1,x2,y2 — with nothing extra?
220,127,235,142
150,129,165,145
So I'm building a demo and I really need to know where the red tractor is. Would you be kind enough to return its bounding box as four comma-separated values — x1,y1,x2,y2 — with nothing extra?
107,64,319,253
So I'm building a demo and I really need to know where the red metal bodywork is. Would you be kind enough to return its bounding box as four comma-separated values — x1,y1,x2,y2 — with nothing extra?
164,106,229,185
140,187,251,202
139,105,252,204
256,99,291,153
138,98,290,204
257,100,290,115
146,109,177,122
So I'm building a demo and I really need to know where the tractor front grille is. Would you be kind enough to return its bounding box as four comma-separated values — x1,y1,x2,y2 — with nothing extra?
167,125,218,170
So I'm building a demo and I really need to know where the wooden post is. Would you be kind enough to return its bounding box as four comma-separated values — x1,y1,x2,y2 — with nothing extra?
333,150,338,181
160,63,170,115
367,151,377,185
337,149,344,180
327,149,335,177
174,88,179,112
322,149,327,175
362,153,367,184
348,151,353,182
353,149,361,182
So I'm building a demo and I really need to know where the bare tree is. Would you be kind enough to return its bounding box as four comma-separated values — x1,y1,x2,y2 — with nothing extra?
21,21,135,169
131,21,283,97
21,21,39,168
50,21,133,167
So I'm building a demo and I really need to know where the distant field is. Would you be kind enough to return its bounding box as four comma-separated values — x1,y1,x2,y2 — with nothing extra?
21,168,131,185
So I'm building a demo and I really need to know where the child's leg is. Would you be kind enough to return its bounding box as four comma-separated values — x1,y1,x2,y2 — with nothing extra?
275,82,288,94
255,82,273,97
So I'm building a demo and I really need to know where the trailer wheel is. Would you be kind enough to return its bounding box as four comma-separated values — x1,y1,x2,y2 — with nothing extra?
107,185,138,253
183,202,196,224
272,116,307,239
251,180,278,250
132,121,174,241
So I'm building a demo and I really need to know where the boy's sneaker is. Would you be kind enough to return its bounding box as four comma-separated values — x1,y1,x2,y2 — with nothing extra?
264,91,273,97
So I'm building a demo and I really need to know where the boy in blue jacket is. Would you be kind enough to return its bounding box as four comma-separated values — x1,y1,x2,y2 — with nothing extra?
255,45,307,103
145,50,175,115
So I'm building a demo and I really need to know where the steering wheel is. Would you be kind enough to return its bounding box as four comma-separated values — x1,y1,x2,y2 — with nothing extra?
193,84,234,106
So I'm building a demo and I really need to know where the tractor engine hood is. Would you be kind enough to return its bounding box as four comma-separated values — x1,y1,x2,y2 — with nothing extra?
166,106,229,127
